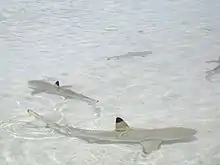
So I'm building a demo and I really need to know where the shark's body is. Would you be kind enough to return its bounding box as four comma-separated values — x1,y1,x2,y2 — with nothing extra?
205,64,220,81
28,80,99,104
106,51,152,60
27,109,197,154
205,57,220,80
206,57,220,63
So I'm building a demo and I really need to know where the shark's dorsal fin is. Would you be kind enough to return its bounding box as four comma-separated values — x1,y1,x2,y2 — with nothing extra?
54,81,72,89
55,81,60,87
115,117,130,132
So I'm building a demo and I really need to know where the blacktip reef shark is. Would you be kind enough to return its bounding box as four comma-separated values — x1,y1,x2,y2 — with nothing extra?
27,109,197,154
28,80,99,104
106,51,152,60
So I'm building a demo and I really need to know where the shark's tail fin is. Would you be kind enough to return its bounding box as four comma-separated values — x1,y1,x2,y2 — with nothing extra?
27,109,57,128
27,109,43,120
27,109,72,136
115,117,130,132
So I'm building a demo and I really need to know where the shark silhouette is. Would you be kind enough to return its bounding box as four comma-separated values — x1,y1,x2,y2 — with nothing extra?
27,109,197,154
205,57,220,80
28,80,99,104
206,57,220,63
106,51,152,60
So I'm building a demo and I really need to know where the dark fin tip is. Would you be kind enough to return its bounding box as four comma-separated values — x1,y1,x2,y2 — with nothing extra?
55,81,60,86
116,117,123,123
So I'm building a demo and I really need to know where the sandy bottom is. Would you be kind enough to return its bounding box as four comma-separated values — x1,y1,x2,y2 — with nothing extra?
0,0,220,164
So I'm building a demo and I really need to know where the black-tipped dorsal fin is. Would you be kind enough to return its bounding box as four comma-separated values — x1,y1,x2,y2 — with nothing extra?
115,117,130,132
55,81,60,87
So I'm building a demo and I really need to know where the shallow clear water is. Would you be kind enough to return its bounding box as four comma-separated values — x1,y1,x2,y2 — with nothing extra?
0,0,220,164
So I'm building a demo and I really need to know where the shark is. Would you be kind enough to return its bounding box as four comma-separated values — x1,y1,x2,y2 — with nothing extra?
206,57,220,63
205,64,220,80
28,80,99,104
205,57,220,80
106,51,152,60
27,109,197,154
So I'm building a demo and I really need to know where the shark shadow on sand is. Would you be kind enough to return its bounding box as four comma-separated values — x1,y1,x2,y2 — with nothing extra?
27,109,197,154
28,80,99,105
106,51,152,60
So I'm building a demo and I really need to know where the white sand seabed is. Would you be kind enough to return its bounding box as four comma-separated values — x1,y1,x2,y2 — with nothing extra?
0,0,220,164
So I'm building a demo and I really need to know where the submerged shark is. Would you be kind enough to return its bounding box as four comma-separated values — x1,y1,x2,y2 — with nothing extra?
28,80,99,104
106,51,152,60
205,57,220,80
205,64,220,80
27,109,197,154
206,57,220,63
